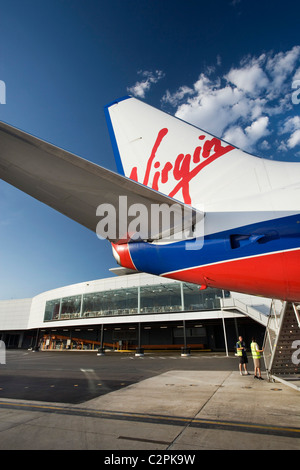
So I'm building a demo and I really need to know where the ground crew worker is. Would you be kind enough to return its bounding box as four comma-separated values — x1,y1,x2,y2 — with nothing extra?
251,337,264,380
236,335,250,375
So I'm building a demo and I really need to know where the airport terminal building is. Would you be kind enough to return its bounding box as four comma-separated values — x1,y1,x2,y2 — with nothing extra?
0,269,270,353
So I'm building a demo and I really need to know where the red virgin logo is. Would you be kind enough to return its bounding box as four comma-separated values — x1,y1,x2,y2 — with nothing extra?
129,128,235,205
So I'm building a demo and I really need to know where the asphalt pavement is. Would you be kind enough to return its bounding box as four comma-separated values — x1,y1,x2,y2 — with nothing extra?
0,350,299,452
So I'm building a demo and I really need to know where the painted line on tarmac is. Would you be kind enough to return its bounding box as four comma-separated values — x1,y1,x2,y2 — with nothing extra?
0,400,299,439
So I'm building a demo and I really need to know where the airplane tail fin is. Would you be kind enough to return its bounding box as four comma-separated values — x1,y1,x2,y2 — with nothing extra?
104,96,240,207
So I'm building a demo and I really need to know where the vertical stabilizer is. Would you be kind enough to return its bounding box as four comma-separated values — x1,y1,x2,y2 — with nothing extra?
105,96,239,207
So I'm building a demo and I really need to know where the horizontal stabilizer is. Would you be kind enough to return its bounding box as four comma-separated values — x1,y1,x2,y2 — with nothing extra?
0,121,202,243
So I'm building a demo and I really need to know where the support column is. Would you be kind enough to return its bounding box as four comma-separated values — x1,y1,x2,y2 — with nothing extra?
221,291,229,356
181,319,190,357
18,332,24,349
135,286,144,356
68,329,72,349
180,283,190,357
97,324,105,356
32,329,40,352
222,315,229,356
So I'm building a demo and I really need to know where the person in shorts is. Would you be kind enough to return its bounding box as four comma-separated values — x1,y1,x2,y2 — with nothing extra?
251,337,264,380
236,335,250,375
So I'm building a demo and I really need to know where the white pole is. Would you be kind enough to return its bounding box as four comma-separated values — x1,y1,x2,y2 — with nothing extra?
222,291,229,356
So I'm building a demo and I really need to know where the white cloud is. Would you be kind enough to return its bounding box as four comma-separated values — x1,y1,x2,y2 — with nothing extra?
223,116,270,151
162,47,300,155
226,62,269,94
281,115,300,134
167,76,268,143
162,86,193,107
222,126,248,149
280,116,300,149
246,116,270,141
265,46,300,96
128,70,165,98
288,129,300,148
293,67,300,81
260,140,271,150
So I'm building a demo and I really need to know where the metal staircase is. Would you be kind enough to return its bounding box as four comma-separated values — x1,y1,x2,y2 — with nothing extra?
220,296,269,326
263,301,300,391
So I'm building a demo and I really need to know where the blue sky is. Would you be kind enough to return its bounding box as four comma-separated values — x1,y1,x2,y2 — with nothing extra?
0,0,300,299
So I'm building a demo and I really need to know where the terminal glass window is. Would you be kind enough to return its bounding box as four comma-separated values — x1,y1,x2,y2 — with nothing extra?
43,282,227,322
60,295,82,319
44,299,61,321
182,284,222,310
140,283,182,314
82,287,138,317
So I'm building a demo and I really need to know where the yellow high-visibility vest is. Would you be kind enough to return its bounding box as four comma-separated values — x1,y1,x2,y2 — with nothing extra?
251,342,261,359
236,341,243,356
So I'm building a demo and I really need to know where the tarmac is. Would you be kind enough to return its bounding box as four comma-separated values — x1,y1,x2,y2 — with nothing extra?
0,364,299,451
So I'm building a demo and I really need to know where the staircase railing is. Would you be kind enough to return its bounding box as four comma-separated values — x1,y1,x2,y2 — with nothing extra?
263,300,285,378
220,297,269,326
263,301,300,387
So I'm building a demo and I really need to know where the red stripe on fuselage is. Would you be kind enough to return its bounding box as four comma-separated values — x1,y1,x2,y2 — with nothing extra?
111,243,137,271
162,249,300,302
